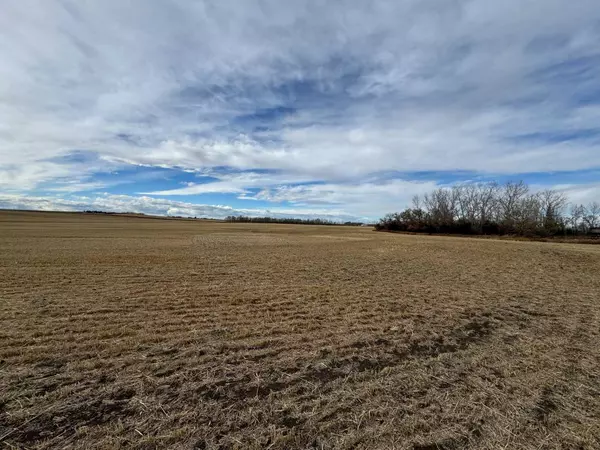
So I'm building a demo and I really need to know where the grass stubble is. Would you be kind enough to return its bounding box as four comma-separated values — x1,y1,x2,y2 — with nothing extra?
1,210,599,449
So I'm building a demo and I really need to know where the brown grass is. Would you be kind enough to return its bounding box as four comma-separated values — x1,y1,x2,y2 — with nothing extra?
1,210,599,449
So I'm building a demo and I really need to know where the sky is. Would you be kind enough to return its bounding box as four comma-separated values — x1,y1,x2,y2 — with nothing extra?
1,0,600,222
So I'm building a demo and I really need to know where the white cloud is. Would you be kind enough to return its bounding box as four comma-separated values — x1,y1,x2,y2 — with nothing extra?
142,170,318,196
550,183,600,206
248,179,438,218
2,180,597,223
0,193,366,222
1,1,599,215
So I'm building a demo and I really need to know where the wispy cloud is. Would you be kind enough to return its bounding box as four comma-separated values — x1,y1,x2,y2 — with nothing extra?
0,193,366,222
1,1,599,218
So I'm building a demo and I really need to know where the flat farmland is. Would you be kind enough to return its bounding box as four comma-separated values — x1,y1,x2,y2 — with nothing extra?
1,211,599,450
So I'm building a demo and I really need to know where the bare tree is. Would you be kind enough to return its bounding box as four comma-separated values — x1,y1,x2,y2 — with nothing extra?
455,184,478,224
411,195,422,211
569,204,585,234
424,188,459,227
379,180,597,237
538,189,567,232
513,194,542,235
498,181,529,228
478,182,500,230
583,202,600,229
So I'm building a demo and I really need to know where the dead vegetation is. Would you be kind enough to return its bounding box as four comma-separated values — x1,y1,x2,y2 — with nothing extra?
1,210,599,449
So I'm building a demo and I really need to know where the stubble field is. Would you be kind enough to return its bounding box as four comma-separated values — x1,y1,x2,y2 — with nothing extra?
1,210,599,449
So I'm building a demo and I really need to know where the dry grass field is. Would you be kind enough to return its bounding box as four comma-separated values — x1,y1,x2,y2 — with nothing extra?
1,210,599,450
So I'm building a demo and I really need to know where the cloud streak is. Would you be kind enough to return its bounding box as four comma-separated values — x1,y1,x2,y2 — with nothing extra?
0,193,367,222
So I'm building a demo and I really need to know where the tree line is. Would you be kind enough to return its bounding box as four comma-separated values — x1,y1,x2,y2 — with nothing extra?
376,181,600,237
224,216,363,226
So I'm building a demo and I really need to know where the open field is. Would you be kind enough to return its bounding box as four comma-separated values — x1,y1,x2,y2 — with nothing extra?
1,210,599,449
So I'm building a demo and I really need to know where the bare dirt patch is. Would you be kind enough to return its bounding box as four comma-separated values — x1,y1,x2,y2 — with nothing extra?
1,210,599,449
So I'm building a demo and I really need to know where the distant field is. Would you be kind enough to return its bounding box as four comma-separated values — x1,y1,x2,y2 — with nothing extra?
1,210,599,449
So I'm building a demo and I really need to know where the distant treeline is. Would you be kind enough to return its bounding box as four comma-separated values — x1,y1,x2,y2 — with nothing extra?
83,210,365,225
84,210,125,215
376,181,600,237
225,215,364,226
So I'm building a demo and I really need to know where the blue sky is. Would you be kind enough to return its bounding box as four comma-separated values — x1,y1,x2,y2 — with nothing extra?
1,0,600,221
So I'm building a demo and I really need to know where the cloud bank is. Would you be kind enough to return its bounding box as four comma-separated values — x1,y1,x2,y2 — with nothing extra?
2,1,600,220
